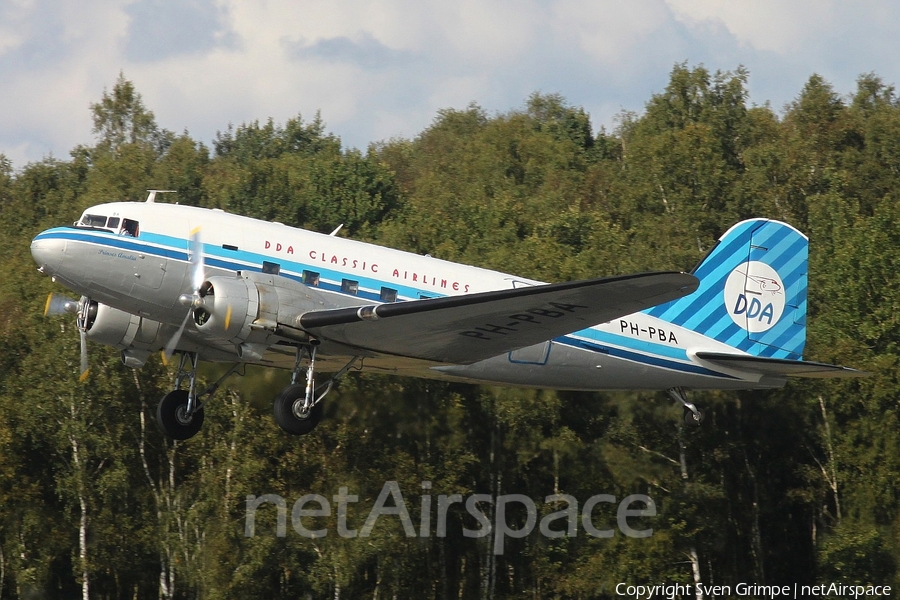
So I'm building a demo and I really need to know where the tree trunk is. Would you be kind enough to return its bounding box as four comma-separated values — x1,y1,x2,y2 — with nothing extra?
484,411,499,600
134,372,177,600
689,547,702,600
66,391,91,600
79,493,89,600
679,420,703,600
70,426,89,600
1,538,5,600
334,562,341,600
737,399,765,583
818,396,841,522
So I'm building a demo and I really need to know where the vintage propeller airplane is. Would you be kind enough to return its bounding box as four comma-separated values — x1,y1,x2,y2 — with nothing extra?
30,191,864,439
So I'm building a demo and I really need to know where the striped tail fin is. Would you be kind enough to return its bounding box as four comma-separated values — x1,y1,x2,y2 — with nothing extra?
645,219,808,359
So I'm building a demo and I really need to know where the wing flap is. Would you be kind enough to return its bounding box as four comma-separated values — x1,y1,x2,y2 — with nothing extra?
299,272,698,364
694,352,869,378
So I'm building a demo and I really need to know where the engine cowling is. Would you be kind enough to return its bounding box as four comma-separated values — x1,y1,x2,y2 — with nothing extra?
84,300,173,368
192,271,328,348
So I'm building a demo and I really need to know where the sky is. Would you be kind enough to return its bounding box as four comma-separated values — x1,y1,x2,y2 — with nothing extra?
1,0,899,169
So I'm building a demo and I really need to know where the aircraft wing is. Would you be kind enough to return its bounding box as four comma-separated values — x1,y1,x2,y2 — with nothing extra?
299,272,698,364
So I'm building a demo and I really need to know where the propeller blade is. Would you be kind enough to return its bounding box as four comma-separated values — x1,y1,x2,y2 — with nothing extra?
164,309,192,360
79,327,90,382
189,226,205,292
162,226,207,360
44,293,78,316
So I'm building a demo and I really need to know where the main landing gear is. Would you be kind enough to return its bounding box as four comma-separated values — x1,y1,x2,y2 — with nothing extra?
272,343,360,436
668,387,704,427
155,344,360,440
156,352,241,440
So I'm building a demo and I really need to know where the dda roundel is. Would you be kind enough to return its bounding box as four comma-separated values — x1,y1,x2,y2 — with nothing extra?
723,261,786,333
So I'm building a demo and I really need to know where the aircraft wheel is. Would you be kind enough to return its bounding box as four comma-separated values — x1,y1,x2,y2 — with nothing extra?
683,407,704,427
157,390,205,440
273,384,323,435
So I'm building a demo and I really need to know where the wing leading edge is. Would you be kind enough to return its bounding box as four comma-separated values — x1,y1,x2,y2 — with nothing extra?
299,272,699,364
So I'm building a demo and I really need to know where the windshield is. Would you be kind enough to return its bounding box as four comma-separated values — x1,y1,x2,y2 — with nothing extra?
76,213,140,237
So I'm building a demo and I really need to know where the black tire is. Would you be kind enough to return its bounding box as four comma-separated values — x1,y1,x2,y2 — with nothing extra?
683,407,705,427
273,384,324,435
156,390,205,440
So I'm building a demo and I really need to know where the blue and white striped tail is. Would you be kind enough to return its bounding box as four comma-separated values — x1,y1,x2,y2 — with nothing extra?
645,219,808,359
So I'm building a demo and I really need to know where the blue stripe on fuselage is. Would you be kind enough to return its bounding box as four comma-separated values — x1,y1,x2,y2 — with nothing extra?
37,227,735,381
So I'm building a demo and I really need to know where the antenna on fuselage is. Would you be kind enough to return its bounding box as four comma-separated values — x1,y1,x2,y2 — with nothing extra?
146,189,177,203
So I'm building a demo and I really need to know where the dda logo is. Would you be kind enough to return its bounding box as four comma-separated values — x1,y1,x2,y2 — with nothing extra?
724,261,785,333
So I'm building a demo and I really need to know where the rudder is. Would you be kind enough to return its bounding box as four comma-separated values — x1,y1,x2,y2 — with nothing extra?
645,219,808,359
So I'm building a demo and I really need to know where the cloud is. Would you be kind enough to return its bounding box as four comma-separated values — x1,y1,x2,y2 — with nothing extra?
0,0,130,165
0,0,32,57
666,0,838,54
285,32,414,71
125,0,238,62
552,0,675,67
1,0,899,168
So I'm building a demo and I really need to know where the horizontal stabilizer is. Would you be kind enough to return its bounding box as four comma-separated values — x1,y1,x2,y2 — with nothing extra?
694,352,869,379
299,272,698,364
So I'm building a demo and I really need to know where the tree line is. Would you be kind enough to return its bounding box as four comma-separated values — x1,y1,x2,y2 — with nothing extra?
0,65,896,598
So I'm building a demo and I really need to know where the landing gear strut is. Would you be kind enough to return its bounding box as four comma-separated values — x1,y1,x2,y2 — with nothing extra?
156,352,241,440
272,343,360,435
668,387,704,427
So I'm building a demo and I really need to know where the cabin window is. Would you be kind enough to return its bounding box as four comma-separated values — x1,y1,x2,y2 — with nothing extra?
122,219,140,237
262,261,281,275
341,279,359,295
302,270,320,286
380,287,398,302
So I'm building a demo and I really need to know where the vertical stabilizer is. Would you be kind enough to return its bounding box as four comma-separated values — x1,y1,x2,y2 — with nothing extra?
645,219,808,359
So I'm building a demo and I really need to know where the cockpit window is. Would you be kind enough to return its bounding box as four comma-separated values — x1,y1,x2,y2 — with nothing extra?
80,214,109,228
76,213,140,236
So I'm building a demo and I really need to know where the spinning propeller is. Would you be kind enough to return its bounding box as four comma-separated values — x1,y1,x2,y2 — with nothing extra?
164,226,206,359
44,292,95,382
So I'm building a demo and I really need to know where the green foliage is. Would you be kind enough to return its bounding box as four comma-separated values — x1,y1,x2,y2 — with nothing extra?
818,522,896,586
90,72,171,155
206,115,399,236
1,68,899,598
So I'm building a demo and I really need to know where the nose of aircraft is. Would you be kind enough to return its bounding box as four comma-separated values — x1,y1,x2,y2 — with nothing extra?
31,233,66,276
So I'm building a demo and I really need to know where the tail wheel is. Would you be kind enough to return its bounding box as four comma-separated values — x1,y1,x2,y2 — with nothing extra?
157,390,205,440
683,407,705,427
273,383,324,435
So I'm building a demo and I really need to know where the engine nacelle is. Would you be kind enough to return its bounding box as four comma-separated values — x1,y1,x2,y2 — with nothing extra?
84,300,172,368
192,272,328,346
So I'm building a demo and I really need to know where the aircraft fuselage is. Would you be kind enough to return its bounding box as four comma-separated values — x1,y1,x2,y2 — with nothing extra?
31,201,779,391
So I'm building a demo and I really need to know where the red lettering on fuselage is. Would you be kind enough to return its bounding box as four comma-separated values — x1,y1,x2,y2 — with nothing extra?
268,241,469,291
